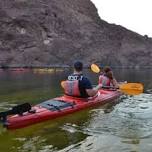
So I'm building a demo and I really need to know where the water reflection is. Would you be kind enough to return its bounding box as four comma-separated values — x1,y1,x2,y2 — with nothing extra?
0,69,152,152
58,93,152,152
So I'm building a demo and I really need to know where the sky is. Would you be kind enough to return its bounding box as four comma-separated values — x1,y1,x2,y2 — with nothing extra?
91,0,152,37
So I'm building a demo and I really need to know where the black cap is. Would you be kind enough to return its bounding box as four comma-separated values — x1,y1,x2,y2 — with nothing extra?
74,61,83,71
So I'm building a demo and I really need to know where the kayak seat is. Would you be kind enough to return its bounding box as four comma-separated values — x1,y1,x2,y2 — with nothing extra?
39,100,75,111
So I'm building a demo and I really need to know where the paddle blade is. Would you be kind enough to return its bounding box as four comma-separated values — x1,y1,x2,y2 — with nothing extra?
61,81,66,88
119,83,144,95
91,64,100,73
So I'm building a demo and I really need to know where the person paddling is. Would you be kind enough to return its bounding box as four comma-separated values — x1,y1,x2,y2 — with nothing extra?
62,61,102,98
98,66,119,89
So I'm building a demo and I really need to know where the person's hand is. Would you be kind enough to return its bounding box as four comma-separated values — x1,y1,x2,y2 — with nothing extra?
93,84,102,91
98,84,102,90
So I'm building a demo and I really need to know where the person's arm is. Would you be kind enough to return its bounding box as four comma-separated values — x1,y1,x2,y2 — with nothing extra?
98,75,102,84
81,77,102,97
86,84,102,97
111,78,119,89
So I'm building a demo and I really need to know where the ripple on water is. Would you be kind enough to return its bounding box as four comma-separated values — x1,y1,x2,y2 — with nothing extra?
83,94,152,139
61,123,80,134
58,93,152,152
0,102,17,111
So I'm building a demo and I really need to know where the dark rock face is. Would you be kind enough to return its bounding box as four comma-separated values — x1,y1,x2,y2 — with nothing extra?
0,0,152,68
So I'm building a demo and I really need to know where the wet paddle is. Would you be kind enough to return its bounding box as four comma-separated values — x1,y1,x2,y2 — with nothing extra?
91,63,144,95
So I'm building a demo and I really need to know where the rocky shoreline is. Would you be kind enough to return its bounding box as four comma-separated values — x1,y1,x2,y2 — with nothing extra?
0,0,152,68
0,65,151,70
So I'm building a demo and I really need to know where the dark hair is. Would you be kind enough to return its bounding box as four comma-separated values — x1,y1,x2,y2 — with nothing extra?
103,66,111,73
74,61,83,72
105,71,113,79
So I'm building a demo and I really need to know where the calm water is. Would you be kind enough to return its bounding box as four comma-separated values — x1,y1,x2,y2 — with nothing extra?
0,68,152,152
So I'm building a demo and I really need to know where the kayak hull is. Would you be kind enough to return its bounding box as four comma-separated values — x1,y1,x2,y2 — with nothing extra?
6,89,122,129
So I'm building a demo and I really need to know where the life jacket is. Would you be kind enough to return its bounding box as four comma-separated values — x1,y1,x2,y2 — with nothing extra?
98,75,111,86
62,75,83,97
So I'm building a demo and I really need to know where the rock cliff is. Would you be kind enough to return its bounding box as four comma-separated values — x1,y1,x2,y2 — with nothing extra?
0,0,151,68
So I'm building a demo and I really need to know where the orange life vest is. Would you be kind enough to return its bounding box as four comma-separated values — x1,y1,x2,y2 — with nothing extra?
62,74,87,97
62,80,81,97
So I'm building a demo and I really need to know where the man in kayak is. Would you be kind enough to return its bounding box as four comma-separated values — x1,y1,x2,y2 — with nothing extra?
98,66,119,89
62,61,102,98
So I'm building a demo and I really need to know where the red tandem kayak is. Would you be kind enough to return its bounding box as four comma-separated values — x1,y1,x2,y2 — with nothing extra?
3,89,122,129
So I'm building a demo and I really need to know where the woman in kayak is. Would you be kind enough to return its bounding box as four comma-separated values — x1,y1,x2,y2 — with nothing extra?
98,66,119,89
62,61,102,98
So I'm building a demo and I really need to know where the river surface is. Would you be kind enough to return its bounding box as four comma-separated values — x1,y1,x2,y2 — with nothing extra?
0,68,152,152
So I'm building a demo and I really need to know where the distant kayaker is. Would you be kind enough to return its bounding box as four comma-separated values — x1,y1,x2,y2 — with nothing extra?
61,61,102,98
98,66,119,89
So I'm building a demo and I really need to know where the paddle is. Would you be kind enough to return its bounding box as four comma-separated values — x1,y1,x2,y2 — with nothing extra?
91,63,144,95
119,83,143,95
61,80,65,88
91,64,100,73
0,103,31,123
